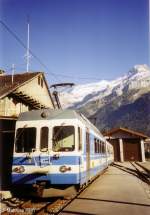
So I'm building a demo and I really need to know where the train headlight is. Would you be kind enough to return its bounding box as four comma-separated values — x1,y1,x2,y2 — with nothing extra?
59,165,71,173
13,166,25,173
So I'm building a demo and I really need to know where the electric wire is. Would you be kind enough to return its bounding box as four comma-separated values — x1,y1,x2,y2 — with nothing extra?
0,20,114,83
0,20,61,82
0,20,112,83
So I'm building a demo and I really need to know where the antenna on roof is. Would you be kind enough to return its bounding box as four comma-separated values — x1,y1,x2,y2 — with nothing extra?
26,15,30,73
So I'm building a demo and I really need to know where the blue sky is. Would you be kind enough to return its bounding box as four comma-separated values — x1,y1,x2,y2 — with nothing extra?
0,0,149,84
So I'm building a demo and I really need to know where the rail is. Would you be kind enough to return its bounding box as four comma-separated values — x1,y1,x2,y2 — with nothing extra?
130,162,150,185
1,169,108,214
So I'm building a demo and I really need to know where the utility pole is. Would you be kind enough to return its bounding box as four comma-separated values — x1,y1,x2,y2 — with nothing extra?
26,16,30,72
11,64,15,84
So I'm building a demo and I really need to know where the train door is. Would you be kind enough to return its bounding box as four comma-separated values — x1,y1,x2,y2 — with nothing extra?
39,127,50,167
78,127,84,184
86,129,90,182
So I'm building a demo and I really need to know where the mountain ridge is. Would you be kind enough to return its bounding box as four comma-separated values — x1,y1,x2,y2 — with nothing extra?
60,64,150,135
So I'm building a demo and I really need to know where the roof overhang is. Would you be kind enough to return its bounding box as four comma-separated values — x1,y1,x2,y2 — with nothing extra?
104,127,149,139
10,91,47,109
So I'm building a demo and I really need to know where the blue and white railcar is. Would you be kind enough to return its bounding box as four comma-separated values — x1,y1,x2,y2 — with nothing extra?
106,141,114,165
12,109,113,197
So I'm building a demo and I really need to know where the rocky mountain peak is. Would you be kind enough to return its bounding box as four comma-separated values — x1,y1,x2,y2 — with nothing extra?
59,64,150,135
128,64,150,76
60,64,150,109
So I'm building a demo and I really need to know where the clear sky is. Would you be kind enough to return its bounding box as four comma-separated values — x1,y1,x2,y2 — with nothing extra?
0,0,149,84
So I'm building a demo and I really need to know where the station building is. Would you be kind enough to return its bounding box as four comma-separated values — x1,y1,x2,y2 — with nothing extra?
0,70,56,190
104,127,148,162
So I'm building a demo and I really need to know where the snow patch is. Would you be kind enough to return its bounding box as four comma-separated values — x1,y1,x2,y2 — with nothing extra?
60,65,150,108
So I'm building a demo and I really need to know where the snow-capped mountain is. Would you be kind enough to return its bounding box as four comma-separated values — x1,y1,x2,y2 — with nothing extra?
59,65,150,135
60,64,150,110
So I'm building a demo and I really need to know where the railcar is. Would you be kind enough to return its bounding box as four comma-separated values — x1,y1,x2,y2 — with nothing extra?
11,109,114,197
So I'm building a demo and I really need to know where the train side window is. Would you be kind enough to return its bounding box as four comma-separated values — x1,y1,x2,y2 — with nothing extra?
95,139,99,153
99,141,101,153
96,139,98,153
94,138,98,153
102,142,106,154
97,140,98,153
94,138,97,153
98,140,100,153
102,142,104,154
97,140,99,153
86,132,90,153
100,141,102,153
40,127,48,150
104,142,106,153
78,127,82,151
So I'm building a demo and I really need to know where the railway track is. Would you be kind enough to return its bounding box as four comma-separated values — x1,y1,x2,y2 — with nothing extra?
130,162,150,185
1,197,69,214
0,176,96,214
3,163,148,214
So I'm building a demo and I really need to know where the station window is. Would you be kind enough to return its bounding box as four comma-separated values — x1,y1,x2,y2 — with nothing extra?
38,76,43,88
40,127,48,150
78,127,82,151
15,127,36,153
38,76,41,85
41,78,43,88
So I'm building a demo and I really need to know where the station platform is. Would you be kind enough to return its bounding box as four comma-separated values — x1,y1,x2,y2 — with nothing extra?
61,163,150,215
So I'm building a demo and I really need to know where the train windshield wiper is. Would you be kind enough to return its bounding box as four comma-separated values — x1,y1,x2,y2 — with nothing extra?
52,123,65,152
14,124,28,143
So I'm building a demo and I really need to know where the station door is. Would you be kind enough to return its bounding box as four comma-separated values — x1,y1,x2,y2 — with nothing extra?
123,139,141,161
0,119,16,189
110,139,120,162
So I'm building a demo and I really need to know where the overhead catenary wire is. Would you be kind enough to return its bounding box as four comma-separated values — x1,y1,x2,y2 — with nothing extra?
26,18,30,73
45,72,112,81
0,20,115,83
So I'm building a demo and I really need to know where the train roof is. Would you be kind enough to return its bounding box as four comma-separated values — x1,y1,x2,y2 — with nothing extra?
18,109,104,139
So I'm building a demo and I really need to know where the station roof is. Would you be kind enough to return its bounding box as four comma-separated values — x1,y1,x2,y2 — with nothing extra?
0,72,41,99
0,72,55,108
104,127,149,139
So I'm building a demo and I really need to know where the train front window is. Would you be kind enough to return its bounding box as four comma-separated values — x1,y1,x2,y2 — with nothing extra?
53,126,75,152
15,127,36,153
